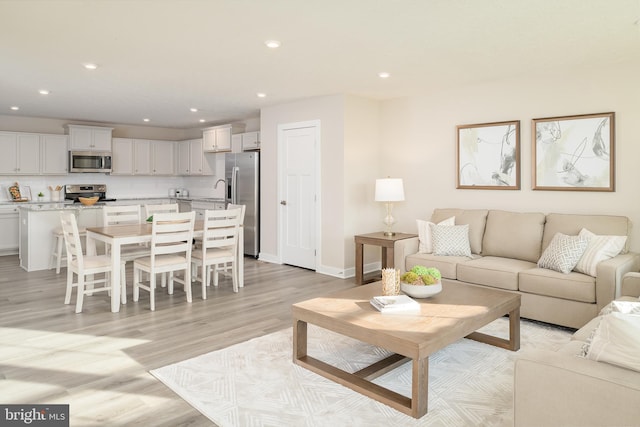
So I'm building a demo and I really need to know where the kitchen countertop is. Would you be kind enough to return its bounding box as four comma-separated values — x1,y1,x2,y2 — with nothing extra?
8,196,226,211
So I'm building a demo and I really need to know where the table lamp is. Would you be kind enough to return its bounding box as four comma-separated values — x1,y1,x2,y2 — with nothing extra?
375,178,405,236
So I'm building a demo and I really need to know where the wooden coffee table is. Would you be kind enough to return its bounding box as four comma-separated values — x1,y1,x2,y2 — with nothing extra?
292,280,521,418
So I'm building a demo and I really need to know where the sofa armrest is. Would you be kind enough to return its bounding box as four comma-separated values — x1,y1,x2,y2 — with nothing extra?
621,272,640,298
514,349,640,427
595,252,640,310
393,237,419,273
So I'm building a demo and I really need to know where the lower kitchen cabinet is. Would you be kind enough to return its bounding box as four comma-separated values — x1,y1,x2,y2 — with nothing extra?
0,205,19,255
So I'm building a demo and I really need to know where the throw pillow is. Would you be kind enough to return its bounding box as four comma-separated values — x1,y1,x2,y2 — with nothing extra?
584,312,640,373
537,232,589,274
574,228,627,277
599,300,640,316
430,224,472,257
416,216,455,253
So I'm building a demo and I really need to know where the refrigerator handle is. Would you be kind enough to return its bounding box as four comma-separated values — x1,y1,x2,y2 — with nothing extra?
231,166,239,204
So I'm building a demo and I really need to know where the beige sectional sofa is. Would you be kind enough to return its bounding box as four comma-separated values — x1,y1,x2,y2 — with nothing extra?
394,209,639,329
513,274,640,427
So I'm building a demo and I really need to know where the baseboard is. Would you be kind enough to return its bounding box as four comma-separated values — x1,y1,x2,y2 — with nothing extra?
257,252,280,264
343,261,381,279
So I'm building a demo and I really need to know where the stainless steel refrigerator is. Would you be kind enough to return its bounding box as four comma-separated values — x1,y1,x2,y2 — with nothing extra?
225,152,260,257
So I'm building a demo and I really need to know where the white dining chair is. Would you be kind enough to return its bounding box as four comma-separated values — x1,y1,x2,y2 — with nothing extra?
226,203,246,288
132,211,195,311
191,208,242,298
60,212,114,313
50,225,87,274
102,205,150,304
143,203,179,220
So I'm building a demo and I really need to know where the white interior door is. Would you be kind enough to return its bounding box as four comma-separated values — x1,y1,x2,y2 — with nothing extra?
279,122,319,270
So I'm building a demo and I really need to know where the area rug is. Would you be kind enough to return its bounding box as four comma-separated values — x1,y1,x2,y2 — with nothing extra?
150,318,572,426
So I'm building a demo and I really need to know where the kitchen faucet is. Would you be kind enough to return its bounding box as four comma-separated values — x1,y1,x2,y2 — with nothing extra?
214,178,225,189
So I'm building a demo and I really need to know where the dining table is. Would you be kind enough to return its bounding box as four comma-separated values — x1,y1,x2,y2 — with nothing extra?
85,219,245,312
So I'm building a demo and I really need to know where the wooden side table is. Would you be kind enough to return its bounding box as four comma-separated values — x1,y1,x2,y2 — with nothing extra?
354,232,418,285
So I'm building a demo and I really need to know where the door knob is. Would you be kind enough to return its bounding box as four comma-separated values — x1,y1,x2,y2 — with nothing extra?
280,200,287,205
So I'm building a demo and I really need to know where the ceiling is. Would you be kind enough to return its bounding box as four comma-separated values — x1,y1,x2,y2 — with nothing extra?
1,0,639,129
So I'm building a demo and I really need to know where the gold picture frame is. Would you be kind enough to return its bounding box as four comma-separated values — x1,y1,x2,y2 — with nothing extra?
533,112,614,191
456,120,520,190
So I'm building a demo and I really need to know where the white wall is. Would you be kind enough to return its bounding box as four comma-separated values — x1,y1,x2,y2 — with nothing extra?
381,59,640,252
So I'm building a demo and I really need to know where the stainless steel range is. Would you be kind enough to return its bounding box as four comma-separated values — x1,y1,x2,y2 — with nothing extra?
64,184,117,203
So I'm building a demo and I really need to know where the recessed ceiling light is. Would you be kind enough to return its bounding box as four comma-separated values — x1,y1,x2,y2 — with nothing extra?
378,72,391,79
84,63,98,70
143,118,150,122
199,119,206,123
10,106,19,111
39,89,50,95
265,40,281,48
190,108,198,112
257,92,267,98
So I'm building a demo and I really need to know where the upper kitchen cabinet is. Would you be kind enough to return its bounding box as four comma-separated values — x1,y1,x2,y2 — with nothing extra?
111,138,135,175
0,132,41,175
112,138,176,175
178,138,213,176
242,131,261,151
202,123,245,152
65,124,113,151
40,134,69,175
151,140,176,175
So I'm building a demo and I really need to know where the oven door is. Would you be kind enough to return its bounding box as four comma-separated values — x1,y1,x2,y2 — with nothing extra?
69,151,112,173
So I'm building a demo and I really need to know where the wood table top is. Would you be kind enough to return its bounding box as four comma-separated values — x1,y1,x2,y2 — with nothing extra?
292,279,521,358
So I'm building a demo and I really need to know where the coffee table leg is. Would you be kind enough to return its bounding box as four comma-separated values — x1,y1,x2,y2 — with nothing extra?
509,306,521,351
293,319,308,360
412,356,429,418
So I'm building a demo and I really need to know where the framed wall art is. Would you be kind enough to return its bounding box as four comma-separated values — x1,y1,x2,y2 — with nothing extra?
456,120,520,190
533,112,614,191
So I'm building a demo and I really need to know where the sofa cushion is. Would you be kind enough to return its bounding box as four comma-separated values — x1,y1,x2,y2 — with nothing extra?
430,224,472,257
519,268,596,303
573,316,604,342
537,232,589,274
405,252,479,280
457,256,536,291
574,228,627,277
542,213,632,254
482,210,546,263
431,208,488,255
584,312,640,373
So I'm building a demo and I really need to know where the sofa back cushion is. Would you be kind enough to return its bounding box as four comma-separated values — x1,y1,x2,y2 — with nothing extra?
431,209,488,255
543,213,632,254
482,210,546,263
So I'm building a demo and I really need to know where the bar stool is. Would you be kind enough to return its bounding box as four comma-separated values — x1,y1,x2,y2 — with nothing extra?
50,226,87,274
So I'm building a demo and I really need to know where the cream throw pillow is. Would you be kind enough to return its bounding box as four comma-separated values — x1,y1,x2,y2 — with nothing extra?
585,312,640,373
574,228,627,277
430,224,472,257
416,216,454,253
537,232,589,274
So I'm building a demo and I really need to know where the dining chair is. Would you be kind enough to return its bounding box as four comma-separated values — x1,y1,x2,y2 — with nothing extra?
226,203,246,288
102,205,150,304
191,208,242,299
143,203,179,220
132,211,195,311
50,225,87,274
60,212,114,313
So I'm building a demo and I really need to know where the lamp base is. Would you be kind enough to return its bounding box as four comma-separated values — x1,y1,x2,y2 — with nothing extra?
383,231,396,237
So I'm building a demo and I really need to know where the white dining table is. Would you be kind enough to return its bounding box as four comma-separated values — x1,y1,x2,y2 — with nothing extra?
85,220,244,312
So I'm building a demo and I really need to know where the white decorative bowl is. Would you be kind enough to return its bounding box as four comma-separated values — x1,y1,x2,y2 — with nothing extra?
401,281,442,298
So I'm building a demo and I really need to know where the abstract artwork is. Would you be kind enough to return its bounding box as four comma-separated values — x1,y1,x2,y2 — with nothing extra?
533,112,614,191
457,120,520,190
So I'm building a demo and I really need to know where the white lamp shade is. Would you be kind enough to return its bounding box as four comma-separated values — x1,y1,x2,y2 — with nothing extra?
375,178,405,202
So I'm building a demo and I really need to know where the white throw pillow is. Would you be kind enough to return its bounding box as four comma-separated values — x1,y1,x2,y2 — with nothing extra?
537,232,589,274
430,224,472,257
416,216,454,253
574,228,627,277
599,300,640,316
585,312,640,373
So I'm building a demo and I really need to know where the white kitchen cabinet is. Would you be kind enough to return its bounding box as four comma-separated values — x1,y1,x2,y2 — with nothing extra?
241,131,261,151
0,205,19,255
111,138,134,175
65,124,113,151
40,134,68,175
203,123,245,152
133,140,152,175
191,200,225,221
178,138,213,175
0,132,40,175
151,140,176,175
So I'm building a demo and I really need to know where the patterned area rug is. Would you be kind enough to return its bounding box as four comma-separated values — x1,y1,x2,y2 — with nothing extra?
150,318,572,426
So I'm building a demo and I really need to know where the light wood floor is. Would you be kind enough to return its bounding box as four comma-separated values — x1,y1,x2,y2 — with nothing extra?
0,255,356,426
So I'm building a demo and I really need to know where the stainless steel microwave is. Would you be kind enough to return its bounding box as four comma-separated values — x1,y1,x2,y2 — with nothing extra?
69,151,112,173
